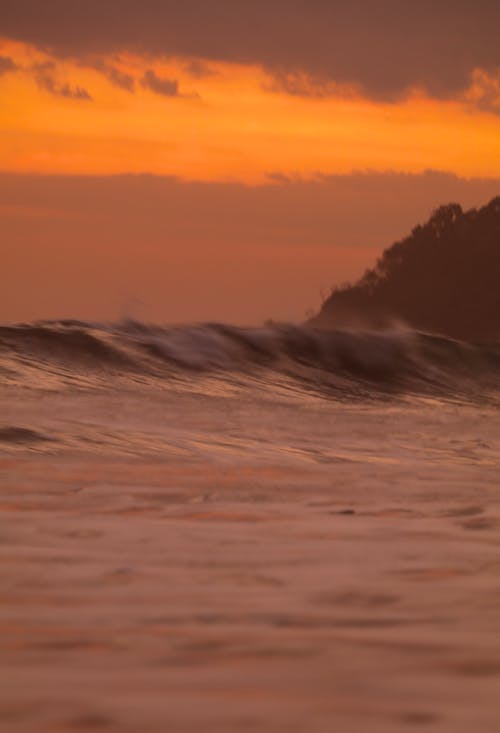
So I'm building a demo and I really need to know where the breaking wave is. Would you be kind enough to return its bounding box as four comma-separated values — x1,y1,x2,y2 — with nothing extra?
1,319,500,400
0,426,55,444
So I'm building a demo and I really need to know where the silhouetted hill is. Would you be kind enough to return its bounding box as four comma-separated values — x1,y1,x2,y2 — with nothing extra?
309,196,500,341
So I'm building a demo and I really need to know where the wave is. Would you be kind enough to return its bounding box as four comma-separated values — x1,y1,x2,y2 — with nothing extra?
0,426,55,444
1,319,500,400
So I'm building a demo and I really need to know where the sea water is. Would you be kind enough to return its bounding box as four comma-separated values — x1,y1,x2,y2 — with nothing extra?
1,320,500,732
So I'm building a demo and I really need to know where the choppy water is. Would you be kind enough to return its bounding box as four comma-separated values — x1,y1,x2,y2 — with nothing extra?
2,321,500,733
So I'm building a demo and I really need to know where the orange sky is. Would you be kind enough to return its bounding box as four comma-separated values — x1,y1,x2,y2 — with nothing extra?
1,38,500,182
1,27,499,324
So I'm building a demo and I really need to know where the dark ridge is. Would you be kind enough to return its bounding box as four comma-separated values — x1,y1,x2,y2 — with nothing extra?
309,197,500,341
0,427,55,444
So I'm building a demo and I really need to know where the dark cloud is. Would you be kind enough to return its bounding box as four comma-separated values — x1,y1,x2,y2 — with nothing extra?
0,55,17,75
93,62,135,92
32,61,56,73
467,69,500,113
264,71,345,99
1,1,500,100
141,69,179,97
36,73,92,100
183,59,215,79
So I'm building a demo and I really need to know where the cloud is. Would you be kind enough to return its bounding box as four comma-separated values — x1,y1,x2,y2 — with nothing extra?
1,1,500,101
89,61,135,92
32,61,56,73
36,72,92,100
141,69,179,97
465,68,500,113
183,59,215,79
264,71,352,100
0,55,17,75
140,69,198,99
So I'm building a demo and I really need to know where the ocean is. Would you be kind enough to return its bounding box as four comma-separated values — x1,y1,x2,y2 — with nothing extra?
1,319,500,732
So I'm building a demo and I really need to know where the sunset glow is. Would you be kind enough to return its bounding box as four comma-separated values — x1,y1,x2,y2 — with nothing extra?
2,6,500,732
1,3,500,325
2,39,500,182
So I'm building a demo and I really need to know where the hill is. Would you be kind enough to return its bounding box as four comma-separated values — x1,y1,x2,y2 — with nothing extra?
309,196,500,340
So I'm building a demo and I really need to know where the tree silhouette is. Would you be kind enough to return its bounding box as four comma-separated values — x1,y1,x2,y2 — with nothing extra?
310,197,500,341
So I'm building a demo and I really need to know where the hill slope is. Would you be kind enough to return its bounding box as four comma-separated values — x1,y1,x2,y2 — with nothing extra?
310,196,500,340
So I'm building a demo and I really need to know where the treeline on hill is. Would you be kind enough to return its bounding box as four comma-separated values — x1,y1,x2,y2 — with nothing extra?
309,196,500,341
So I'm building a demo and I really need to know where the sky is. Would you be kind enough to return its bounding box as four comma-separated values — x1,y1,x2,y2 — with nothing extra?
1,1,500,324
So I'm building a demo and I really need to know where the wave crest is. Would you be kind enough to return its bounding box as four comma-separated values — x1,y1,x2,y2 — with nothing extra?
1,319,499,398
